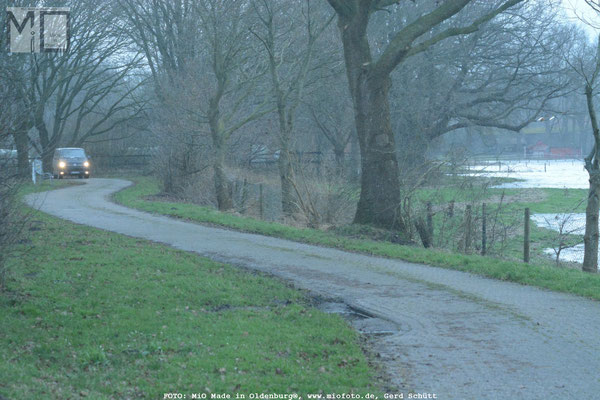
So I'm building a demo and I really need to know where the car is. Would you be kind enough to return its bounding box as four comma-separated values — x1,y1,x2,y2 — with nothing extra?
52,147,92,179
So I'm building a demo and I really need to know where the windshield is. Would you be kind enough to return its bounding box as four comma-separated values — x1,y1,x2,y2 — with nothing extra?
58,149,86,158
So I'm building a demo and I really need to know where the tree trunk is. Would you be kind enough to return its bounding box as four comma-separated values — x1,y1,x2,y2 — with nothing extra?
583,82,600,273
338,11,403,230
349,133,360,183
334,146,345,176
328,0,528,230
274,92,297,217
354,79,403,228
12,128,29,178
352,72,403,229
213,138,233,211
41,151,54,174
278,147,296,216
35,117,54,173
208,79,233,212
583,172,599,272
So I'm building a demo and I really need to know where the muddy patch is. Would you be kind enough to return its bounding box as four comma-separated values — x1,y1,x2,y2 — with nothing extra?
318,301,399,336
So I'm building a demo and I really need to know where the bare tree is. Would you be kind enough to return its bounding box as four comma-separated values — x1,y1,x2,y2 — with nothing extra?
387,1,573,171
250,0,333,217
325,0,525,230
538,213,585,266
0,63,31,177
309,83,354,176
122,0,270,210
573,38,600,273
20,1,148,171
0,0,36,177
119,0,209,194
582,50,600,273
586,0,600,14
0,37,26,290
564,1,600,272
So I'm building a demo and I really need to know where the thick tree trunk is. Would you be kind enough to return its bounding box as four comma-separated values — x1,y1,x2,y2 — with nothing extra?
334,146,346,176
583,171,599,272
337,10,403,230
349,134,361,183
354,106,402,229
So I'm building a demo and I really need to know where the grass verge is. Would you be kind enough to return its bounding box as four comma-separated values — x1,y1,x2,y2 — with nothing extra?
1,191,379,398
113,177,600,301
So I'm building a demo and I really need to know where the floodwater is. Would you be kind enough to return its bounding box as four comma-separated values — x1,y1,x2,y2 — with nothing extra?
468,159,588,189
530,214,586,264
469,159,591,264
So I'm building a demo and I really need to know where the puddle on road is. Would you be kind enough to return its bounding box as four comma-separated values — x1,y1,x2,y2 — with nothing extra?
318,301,399,336
351,318,399,336
318,301,365,318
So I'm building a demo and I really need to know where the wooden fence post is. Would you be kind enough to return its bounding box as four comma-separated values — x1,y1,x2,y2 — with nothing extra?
259,184,264,220
464,205,472,254
240,178,249,213
427,202,434,244
481,203,487,256
524,207,530,263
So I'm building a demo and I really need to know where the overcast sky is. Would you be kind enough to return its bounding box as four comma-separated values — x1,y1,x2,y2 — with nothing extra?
561,0,600,38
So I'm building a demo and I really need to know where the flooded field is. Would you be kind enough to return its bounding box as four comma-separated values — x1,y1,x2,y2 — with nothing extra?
470,159,592,264
531,214,586,264
468,159,588,189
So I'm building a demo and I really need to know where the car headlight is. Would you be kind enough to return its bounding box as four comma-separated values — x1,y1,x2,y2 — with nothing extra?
84,161,90,168
59,161,66,169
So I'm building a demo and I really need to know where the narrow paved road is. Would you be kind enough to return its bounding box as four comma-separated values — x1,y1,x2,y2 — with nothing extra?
26,179,599,399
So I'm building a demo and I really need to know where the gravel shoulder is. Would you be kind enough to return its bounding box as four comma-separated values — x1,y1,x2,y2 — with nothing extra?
26,178,600,399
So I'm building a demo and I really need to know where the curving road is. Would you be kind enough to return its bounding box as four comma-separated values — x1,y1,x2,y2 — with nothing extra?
26,179,600,399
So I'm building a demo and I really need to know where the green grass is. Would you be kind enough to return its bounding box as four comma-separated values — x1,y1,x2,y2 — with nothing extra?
411,183,588,265
113,177,600,301
18,178,82,196
531,188,587,213
413,183,514,205
1,205,379,397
